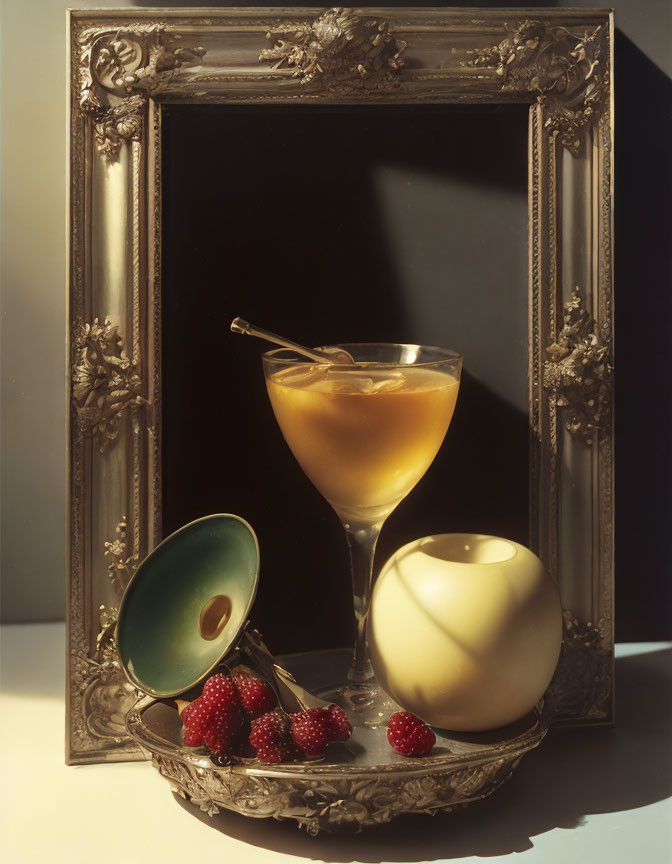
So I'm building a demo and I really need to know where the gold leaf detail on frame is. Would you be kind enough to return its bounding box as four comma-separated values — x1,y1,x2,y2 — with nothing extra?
78,25,205,162
92,94,146,163
70,604,139,745
543,288,611,445
72,316,145,453
104,516,139,595
544,610,611,722
466,20,608,154
259,7,406,90
69,518,140,749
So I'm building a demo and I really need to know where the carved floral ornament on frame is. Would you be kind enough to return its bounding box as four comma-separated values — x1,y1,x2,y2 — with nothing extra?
68,8,614,765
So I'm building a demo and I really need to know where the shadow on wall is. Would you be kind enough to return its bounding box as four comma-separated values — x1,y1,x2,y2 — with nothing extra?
613,31,672,641
170,647,672,859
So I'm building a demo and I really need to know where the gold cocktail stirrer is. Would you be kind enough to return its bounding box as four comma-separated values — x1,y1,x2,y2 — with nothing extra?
230,317,354,365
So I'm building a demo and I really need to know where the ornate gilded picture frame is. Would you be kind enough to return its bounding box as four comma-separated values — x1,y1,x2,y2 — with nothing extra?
67,7,614,764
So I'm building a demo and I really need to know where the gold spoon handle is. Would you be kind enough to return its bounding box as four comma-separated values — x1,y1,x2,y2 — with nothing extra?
231,317,354,365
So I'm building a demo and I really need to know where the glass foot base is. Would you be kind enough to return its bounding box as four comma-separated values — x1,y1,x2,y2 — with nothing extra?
317,680,402,728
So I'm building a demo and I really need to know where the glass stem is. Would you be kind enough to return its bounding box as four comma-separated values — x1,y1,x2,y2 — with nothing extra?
343,519,383,684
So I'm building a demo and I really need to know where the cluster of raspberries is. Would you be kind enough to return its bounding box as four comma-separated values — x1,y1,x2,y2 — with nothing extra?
250,704,351,763
182,671,437,763
180,671,351,763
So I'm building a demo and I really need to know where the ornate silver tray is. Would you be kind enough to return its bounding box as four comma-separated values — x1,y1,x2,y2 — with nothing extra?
126,650,547,834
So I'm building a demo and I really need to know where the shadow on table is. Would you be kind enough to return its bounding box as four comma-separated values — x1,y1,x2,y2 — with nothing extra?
172,646,672,861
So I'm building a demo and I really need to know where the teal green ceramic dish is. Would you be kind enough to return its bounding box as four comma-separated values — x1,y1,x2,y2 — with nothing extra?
117,514,259,698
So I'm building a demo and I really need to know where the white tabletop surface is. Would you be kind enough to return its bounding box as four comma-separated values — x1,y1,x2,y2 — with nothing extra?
1,623,670,864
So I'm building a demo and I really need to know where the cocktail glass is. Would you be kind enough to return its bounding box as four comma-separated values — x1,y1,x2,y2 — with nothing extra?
262,343,462,724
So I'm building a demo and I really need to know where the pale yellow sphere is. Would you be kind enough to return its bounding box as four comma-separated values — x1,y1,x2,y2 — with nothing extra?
369,534,562,731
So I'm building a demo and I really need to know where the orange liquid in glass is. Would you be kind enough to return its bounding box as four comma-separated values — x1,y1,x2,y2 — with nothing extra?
266,365,459,521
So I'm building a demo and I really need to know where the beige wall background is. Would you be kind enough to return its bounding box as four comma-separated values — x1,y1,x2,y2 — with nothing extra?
1,1,671,623
1,0,137,622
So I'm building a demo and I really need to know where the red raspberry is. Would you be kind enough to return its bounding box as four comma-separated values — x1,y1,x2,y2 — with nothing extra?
387,711,436,757
249,710,299,764
202,673,241,706
232,671,277,719
181,673,244,755
202,702,245,755
327,704,352,742
180,698,198,728
290,708,334,757
181,697,211,747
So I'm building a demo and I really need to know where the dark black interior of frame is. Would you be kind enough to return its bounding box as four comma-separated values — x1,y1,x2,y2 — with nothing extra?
162,104,529,654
